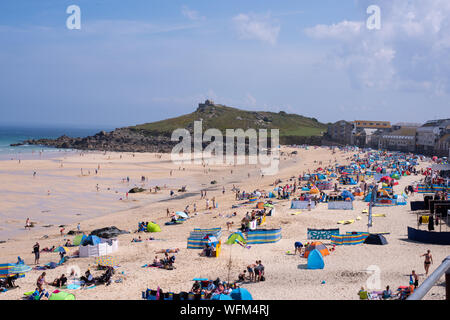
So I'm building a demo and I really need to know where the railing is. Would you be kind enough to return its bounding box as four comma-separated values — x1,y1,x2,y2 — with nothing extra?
407,255,450,300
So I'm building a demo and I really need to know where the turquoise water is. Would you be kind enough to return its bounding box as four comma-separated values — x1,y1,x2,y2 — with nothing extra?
0,126,111,158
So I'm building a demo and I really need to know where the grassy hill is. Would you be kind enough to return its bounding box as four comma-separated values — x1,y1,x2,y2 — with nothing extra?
129,102,326,144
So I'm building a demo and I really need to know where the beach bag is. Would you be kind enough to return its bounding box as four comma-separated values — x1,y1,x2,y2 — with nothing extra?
260,276,265,282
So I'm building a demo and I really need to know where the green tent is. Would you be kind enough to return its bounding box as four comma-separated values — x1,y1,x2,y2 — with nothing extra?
49,291,76,300
226,232,246,245
73,234,87,246
147,222,161,233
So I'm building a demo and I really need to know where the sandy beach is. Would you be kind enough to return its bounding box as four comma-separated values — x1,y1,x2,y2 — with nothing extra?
0,147,447,300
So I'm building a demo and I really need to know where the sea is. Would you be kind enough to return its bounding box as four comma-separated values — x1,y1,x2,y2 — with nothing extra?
0,125,111,159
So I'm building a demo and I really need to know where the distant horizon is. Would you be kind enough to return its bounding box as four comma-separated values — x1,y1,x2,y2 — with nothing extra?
1,99,446,129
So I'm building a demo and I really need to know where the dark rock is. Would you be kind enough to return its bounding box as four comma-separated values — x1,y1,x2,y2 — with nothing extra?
129,187,146,193
67,230,83,235
90,226,129,239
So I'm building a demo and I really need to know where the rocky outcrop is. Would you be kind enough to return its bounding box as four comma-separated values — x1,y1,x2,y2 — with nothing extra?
11,128,177,153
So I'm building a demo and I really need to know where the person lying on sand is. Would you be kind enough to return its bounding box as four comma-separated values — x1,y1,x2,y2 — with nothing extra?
156,248,179,254
131,236,142,243
51,274,67,288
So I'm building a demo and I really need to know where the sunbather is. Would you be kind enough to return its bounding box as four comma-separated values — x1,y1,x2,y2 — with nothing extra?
131,236,142,242
80,270,95,286
51,274,67,287
191,281,201,294
156,248,179,254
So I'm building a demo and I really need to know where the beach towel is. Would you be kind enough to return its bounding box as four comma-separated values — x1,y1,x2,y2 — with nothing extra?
337,220,355,225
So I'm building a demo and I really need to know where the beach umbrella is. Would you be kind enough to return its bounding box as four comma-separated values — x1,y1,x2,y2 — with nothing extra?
230,287,253,300
10,264,32,274
175,211,188,219
211,294,233,300
226,232,246,245
95,255,116,267
54,246,69,254
0,263,32,279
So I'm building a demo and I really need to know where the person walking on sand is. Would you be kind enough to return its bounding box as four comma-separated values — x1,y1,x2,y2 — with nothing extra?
77,223,81,233
166,208,170,218
25,218,31,230
421,250,433,276
206,198,210,210
33,242,40,265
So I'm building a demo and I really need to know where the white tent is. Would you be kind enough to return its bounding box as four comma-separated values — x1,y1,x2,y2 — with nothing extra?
79,239,119,258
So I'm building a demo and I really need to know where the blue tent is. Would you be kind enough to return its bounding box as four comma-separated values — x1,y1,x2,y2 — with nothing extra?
230,287,253,300
307,249,325,270
341,190,355,201
211,294,233,300
82,235,101,246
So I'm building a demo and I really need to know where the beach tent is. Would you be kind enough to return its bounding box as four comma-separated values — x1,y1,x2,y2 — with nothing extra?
230,287,253,300
364,234,388,245
82,235,101,246
226,232,246,245
211,294,233,300
341,190,355,201
307,249,325,270
73,234,87,246
48,291,75,300
304,242,329,258
147,222,161,233
176,211,188,219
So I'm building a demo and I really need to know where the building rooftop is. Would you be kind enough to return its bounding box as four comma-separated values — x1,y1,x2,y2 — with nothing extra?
384,128,417,137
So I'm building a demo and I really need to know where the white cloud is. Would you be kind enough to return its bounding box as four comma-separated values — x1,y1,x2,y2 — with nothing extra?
304,0,450,94
181,5,204,21
305,20,364,41
233,13,280,45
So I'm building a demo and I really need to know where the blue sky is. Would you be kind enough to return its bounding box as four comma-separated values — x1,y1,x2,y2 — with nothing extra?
0,0,449,128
